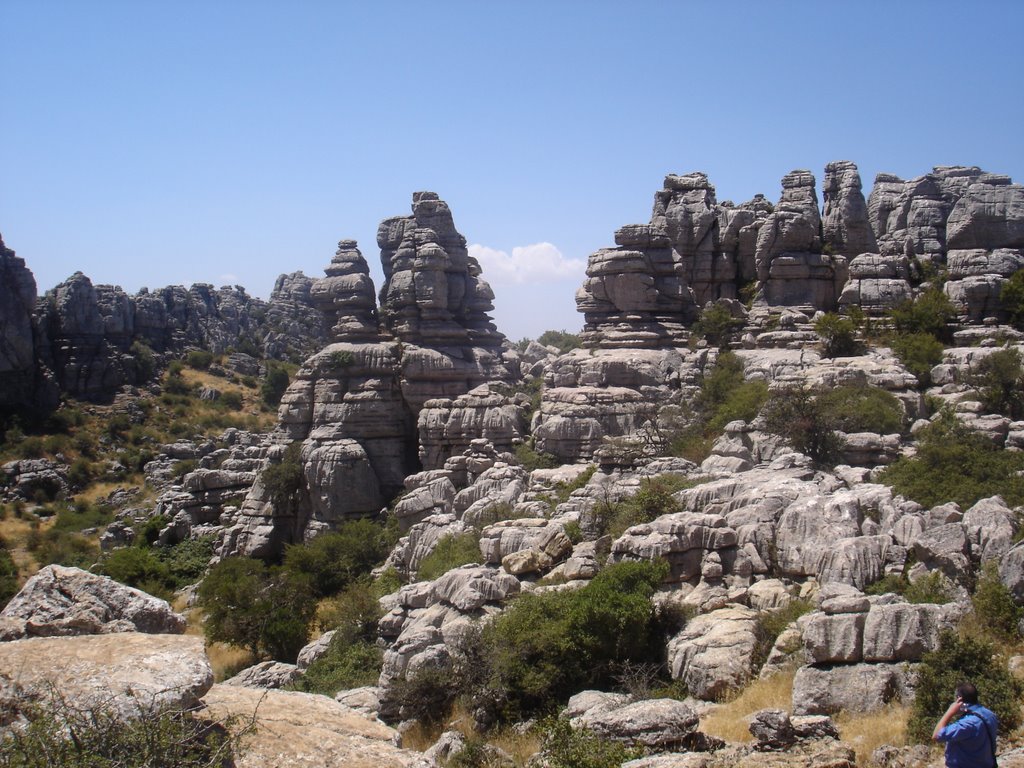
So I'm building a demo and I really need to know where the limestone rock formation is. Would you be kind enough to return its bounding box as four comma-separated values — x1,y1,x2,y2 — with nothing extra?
0,564,186,640
0,633,213,723
821,161,877,258
198,684,431,768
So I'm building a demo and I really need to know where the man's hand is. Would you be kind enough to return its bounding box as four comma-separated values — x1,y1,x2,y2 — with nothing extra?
933,696,964,741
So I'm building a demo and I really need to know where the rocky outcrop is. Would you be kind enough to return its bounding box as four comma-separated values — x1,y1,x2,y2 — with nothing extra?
0,234,56,413
0,633,213,723
822,161,877,259
755,171,847,309
567,691,707,751
0,565,186,640
198,684,431,768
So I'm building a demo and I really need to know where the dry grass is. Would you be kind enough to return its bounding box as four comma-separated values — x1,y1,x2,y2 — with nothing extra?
182,607,256,681
0,512,42,582
700,669,795,743
835,704,917,766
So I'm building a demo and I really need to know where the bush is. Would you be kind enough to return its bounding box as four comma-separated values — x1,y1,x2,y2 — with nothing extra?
197,557,317,661
0,538,18,609
815,313,861,357
907,631,1022,742
514,442,559,471
593,475,690,540
816,384,904,435
538,717,643,768
261,442,304,513
891,332,946,387
185,350,214,370
97,546,173,600
282,520,392,599
537,330,582,353
865,571,954,604
761,386,844,467
51,500,113,532
693,303,743,347
752,599,814,671
296,637,382,695
261,363,290,407
890,285,956,343
130,340,157,383
219,390,244,411
416,532,483,582
879,412,1024,508
160,535,215,588
968,347,1024,419
67,458,94,488
1000,269,1024,329
29,529,97,569
472,560,668,722
972,562,1022,642
0,697,243,768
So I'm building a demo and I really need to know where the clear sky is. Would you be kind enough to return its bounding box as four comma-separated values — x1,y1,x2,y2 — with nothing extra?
3,1,1023,341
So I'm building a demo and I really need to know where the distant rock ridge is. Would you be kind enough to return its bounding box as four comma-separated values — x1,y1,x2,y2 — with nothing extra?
576,162,1022,350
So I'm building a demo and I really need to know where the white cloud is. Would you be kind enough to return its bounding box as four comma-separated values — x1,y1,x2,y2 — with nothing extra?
469,242,586,285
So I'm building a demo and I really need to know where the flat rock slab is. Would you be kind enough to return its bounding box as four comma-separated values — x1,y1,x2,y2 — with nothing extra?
200,684,431,768
0,633,213,721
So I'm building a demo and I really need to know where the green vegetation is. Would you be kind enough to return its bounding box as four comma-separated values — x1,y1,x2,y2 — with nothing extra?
185,349,214,370
693,303,743,347
967,347,1024,419
261,441,305,513
865,571,954,604
416,531,482,581
879,411,1024,508
281,519,394,599
538,717,643,768
537,330,582,353
752,598,814,670
261,362,291,406
97,536,215,600
0,537,18,609
907,631,1022,742
971,562,1022,642
761,386,844,467
890,284,956,343
814,312,861,357
0,698,243,768
197,556,317,661
1000,269,1024,329
890,332,945,387
816,384,905,435
464,560,670,722
591,474,692,540
514,442,559,471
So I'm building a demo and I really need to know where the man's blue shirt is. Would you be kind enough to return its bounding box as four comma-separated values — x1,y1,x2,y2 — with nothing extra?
936,704,998,767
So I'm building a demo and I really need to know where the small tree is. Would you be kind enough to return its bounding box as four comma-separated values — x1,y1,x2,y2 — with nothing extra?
891,332,946,387
968,347,1024,419
261,363,290,407
907,631,1022,742
693,304,743,347
1000,269,1024,329
814,313,861,357
761,386,844,467
282,520,392,598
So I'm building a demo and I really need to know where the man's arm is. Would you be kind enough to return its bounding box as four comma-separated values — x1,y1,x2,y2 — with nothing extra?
933,697,964,741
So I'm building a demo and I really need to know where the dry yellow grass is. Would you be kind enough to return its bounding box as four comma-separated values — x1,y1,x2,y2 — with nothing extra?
0,512,42,581
182,607,256,681
835,704,918,766
700,669,795,743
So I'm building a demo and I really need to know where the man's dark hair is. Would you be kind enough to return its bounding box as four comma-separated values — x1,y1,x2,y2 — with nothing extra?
955,682,979,704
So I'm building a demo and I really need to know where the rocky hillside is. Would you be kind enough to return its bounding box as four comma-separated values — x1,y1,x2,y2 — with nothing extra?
3,163,1024,767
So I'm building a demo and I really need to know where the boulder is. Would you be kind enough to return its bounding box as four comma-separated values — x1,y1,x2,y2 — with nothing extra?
0,565,185,640
572,696,702,750
791,663,914,716
667,605,760,700
0,633,212,722
223,661,301,689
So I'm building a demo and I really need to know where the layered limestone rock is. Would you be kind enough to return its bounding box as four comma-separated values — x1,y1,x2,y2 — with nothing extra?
821,161,877,259
838,253,914,315
310,240,380,343
0,234,55,412
263,271,328,360
755,171,847,309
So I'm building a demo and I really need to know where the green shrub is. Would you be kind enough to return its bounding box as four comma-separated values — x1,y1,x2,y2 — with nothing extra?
0,698,242,768
46,406,86,433
890,285,956,343
1000,269,1024,329
705,380,769,434
761,386,844,467
185,350,214,370
52,500,113,532
472,560,668,722
163,363,193,396
879,412,1024,508
136,514,169,547
891,332,945,388
0,538,18,609
538,717,643,768
261,442,304,513
815,313,861,357
752,599,814,671
968,347,1024,419
160,535,215,588
282,520,392,599
972,562,1022,642
67,458,94,488
594,475,690,540
296,638,382,695
130,340,157,383
328,350,355,367
537,330,582,353
97,546,173,600
514,442,559,471
866,572,954,604
29,529,97,569
693,303,743,347
219,390,244,411
416,532,483,582
197,557,317,661
817,384,904,434
261,363,290,407
18,436,44,459
907,631,1022,742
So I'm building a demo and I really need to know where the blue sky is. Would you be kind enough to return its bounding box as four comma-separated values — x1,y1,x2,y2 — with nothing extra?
3,1,1023,341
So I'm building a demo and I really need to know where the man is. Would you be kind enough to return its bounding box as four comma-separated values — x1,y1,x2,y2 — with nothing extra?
933,682,999,767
